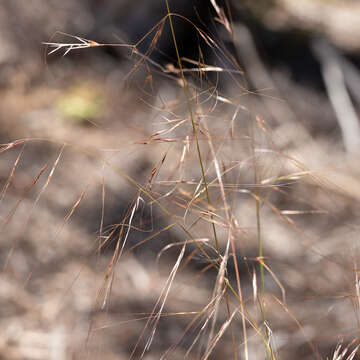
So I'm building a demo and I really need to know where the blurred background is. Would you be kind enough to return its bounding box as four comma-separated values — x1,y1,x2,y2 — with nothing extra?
1,1,360,359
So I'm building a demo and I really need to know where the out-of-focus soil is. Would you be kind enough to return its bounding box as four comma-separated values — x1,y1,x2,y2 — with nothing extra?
1,1,360,359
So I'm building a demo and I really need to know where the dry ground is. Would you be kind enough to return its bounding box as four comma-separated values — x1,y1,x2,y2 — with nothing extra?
1,1,360,359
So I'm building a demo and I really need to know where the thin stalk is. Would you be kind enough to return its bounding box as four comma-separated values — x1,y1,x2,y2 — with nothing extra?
164,0,220,257
250,120,271,357
164,4,248,359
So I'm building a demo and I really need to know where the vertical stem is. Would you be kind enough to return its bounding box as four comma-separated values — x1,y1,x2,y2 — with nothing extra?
250,120,271,358
164,0,220,255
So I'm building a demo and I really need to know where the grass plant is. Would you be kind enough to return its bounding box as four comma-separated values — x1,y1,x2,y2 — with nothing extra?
1,1,360,359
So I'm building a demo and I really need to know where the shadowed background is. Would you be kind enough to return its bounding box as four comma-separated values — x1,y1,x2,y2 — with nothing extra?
1,1,360,359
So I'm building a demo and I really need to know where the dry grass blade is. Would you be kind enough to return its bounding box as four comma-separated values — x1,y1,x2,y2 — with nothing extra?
53,184,89,242
257,258,286,305
330,339,359,360
274,296,320,359
43,31,132,57
0,142,25,205
43,33,101,56
184,297,220,357
162,294,222,358
205,238,230,355
156,238,209,264
3,145,64,270
210,0,232,35
202,117,242,359
202,307,239,360
129,243,186,359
